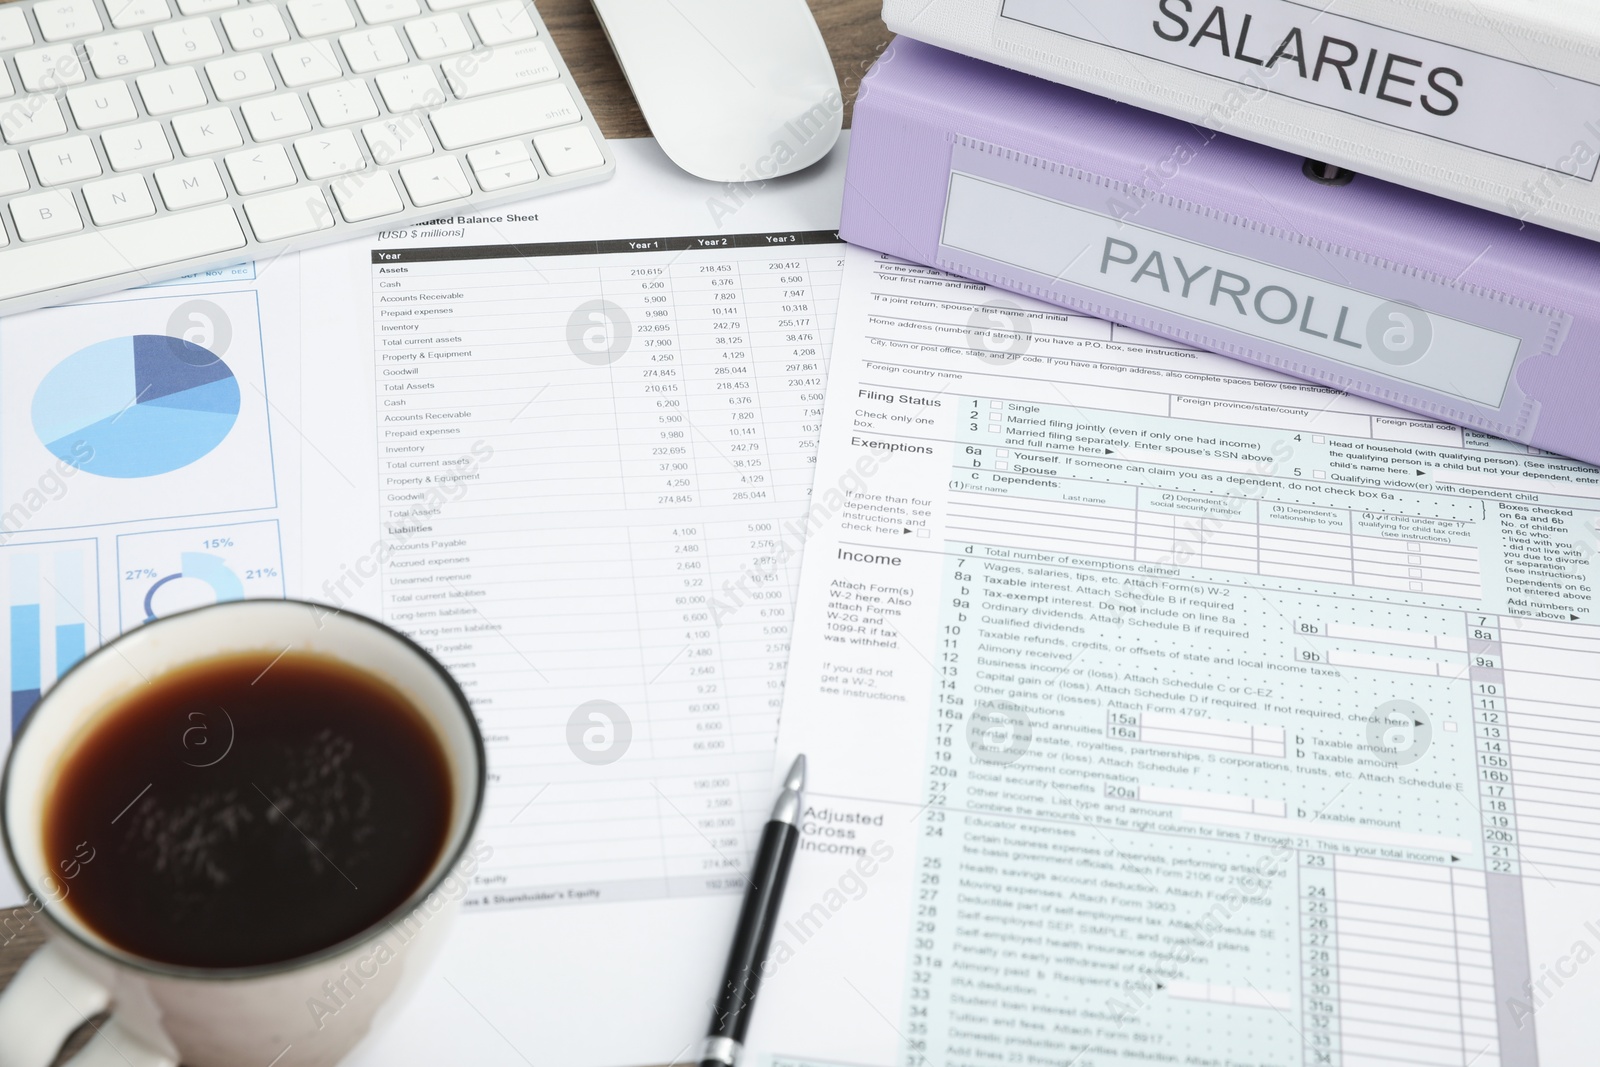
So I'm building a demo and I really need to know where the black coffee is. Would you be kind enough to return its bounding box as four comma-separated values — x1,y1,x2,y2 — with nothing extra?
43,651,453,969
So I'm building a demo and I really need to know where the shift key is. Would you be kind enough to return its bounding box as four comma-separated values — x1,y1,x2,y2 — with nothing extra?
429,83,578,149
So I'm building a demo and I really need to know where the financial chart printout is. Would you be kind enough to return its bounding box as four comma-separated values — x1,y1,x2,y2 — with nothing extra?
0,262,301,910
748,249,1600,1067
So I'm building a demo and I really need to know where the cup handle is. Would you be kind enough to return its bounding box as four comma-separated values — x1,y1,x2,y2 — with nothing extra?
0,941,173,1067
60,1016,176,1067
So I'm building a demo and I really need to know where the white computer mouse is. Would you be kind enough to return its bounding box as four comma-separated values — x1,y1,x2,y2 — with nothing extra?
591,0,843,182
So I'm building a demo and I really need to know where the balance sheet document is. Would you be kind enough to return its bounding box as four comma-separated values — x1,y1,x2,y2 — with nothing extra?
298,139,848,1067
747,249,1600,1067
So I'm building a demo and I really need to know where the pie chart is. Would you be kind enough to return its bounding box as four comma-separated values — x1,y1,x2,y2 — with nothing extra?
32,335,241,479
142,551,245,621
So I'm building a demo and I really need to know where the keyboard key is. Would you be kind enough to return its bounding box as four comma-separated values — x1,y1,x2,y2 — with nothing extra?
137,67,207,114
468,139,537,191
222,5,290,49
466,139,526,167
33,0,102,41
206,53,276,100
15,45,85,92
362,116,433,163
31,135,101,184
85,31,156,77
534,124,604,176
225,143,296,193
241,93,312,141
404,13,470,58
155,18,224,63
339,26,406,72
309,79,380,125
444,39,555,98
108,0,172,29
11,189,82,240
469,0,536,45
0,7,35,49
375,66,444,111
66,81,139,129
400,155,469,205
473,159,539,192
102,121,173,169
0,150,28,195
295,128,365,178
288,0,355,36
273,40,342,86
429,83,577,150
426,0,474,10
0,205,245,300
244,187,334,241
174,0,235,12
0,67,13,100
355,0,419,22
1,96,69,144
333,169,403,221
155,158,228,208
172,107,244,155
83,173,156,224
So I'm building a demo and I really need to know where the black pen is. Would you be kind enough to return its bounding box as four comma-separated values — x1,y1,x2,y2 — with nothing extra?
700,754,806,1067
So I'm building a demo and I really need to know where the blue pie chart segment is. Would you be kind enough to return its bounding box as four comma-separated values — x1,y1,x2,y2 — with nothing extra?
32,335,241,478
143,552,245,621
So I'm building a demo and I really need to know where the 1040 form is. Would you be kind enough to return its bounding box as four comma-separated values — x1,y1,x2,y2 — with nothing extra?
745,248,1600,1067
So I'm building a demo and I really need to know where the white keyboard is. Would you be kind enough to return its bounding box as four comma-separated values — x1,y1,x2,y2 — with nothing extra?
0,0,612,314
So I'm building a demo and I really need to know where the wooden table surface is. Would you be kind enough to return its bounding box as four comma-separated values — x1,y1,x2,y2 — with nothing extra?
0,0,890,1060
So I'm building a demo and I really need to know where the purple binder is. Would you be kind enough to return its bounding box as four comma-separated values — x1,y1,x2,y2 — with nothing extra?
841,38,1600,467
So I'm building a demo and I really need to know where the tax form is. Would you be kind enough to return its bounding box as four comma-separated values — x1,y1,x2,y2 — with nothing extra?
296,138,847,1067
747,248,1600,1067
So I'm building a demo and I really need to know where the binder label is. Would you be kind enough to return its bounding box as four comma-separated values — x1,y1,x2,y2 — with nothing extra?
940,170,1527,409
1001,0,1600,178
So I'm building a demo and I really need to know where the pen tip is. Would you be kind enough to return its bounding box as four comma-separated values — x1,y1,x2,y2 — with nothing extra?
786,754,807,791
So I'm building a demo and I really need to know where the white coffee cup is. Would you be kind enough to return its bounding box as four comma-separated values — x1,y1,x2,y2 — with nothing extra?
0,600,485,1067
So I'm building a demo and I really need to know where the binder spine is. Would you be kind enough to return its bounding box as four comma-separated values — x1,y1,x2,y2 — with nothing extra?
841,39,1600,467
880,0,1600,241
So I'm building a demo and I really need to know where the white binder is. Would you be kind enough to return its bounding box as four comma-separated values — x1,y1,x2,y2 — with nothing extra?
882,0,1600,241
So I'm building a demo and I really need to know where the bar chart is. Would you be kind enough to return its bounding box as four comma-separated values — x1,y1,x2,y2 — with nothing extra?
5,543,98,733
